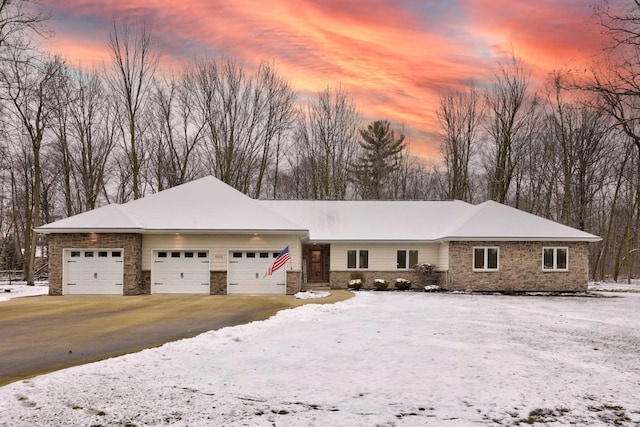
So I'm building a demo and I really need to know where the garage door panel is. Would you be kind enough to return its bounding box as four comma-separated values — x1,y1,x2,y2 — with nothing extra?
151,250,210,294
64,249,124,295
227,251,286,294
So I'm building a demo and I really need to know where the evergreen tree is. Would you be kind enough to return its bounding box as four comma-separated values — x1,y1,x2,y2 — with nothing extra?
352,120,406,199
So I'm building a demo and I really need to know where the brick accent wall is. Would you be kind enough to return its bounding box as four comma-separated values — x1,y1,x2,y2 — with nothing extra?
448,241,589,292
48,233,143,296
287,270,302,295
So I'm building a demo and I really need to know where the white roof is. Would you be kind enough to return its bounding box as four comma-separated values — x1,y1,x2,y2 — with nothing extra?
37,176,305,234
444,201,601,242
260,199,600,242
259,200,473,241
37,175,601,242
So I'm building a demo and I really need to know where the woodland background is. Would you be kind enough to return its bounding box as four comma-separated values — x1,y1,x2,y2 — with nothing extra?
2,0,640,284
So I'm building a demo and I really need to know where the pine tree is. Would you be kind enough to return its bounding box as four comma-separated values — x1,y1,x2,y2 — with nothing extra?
352,120,406,199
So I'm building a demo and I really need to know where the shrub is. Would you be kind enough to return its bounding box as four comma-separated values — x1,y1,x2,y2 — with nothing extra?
413,263,434,275
348,278,363,290
394,278,412,290
412,263,437,286
373,278,389,291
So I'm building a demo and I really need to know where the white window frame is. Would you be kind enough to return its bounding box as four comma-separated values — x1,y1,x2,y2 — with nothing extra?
347,249,369,269
396,249,419,269
542,247,568,271
473,247,499,271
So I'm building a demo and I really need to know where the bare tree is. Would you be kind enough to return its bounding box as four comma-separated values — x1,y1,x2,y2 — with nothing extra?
191,59,297,197
149,73,206,191
285,86,360,199
0,0,50,52
579,0,640,279
0,48,63,284
436,83,483,202
546,74,611,230
105,20,158,200
69,67,117,211
484,54,538,204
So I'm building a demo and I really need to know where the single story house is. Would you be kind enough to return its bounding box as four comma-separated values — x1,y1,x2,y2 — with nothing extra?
36,176,600,295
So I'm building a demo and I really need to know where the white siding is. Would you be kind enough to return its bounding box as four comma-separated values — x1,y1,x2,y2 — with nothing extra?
438,242,449,270
142,234,301,271
330,243,446,271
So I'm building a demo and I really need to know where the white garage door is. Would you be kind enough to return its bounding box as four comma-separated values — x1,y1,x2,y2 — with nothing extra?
227,251,287,294
151,250,210,294
64,249,124,295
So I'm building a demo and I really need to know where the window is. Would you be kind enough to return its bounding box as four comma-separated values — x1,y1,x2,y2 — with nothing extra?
112,251,122,257
158,252,167,258
184,252,194,258
246,252,256,258
543,247,568,271
98,251,108,258
171,252,180,258
397,250,419,269
70,251,80,258
473,247,499,271
347,250,369,269
232,252,242,258
260,252,269,258
198,252,208,258
84,251,94,258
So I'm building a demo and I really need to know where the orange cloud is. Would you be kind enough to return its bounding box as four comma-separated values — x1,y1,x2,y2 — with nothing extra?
43,0,606,161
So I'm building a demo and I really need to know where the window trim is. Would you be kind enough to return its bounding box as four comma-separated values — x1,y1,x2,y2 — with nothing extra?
542,247,569,271
347,249,369,269
472,247,499,271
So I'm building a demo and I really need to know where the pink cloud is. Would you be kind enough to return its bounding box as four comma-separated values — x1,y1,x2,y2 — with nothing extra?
44,0,606,160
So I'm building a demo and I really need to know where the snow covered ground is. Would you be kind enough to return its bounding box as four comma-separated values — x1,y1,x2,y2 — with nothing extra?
1,285,640,426
0,282,48,301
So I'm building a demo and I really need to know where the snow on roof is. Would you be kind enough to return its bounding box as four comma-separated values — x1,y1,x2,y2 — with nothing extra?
261,199,601,242
445,200,601,242
36,204,141,232
37,176,601,242
259,199,474,241
37,176,305,234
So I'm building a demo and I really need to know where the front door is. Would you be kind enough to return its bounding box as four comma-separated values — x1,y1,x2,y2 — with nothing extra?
309,250,324,281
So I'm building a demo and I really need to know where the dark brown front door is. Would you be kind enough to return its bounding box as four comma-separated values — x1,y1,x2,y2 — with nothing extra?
309,250,323,281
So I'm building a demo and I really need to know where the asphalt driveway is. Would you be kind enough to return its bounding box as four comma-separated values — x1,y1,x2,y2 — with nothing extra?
0,292,352,386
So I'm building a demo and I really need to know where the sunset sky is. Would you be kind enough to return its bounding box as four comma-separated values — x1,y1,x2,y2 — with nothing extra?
40,0,610,159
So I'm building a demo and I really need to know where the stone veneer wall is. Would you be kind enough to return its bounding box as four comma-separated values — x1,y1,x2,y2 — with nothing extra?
447,241,589,292
140,270,151,294
48,233,143,296
287,270,302,295
329,270,444,290
210,271,227,295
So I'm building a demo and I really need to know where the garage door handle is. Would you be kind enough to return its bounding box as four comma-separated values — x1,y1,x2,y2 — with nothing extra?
229,283,238,286
115,283,123,286
277,283,285,286
94,273,98,279
68,283,76,286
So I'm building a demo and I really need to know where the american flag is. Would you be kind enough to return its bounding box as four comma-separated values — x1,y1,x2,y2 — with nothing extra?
264,246,290,277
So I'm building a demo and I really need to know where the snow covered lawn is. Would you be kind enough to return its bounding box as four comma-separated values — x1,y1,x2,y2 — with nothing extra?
0,282,48,301
1,290,640,426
